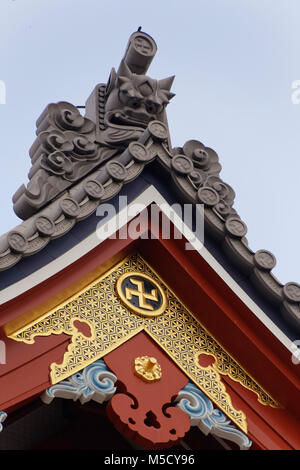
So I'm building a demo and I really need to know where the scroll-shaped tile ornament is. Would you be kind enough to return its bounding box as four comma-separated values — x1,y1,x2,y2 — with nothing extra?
41,359,117,405
176,381,252,450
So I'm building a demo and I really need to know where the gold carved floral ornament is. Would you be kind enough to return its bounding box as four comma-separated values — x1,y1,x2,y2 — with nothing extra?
134,356,162,383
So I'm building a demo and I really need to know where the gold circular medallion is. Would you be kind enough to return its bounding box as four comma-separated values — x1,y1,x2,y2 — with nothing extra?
116,272,167,317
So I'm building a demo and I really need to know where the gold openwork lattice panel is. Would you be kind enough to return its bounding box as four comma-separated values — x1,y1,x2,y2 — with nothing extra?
9,253,280,433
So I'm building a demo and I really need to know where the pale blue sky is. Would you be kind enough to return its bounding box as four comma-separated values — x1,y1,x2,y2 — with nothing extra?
0,0,299,284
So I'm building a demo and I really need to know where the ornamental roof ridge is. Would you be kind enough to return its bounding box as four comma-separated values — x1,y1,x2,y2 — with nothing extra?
0,30,299,334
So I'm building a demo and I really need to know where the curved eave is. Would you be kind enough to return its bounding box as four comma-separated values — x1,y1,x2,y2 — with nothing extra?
0,165,299,340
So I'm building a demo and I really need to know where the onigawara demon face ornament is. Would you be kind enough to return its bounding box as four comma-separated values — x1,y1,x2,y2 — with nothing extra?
105,60,175,129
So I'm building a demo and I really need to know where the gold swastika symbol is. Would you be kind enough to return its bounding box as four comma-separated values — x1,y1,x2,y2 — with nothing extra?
125,278,158,311
116,272,167,317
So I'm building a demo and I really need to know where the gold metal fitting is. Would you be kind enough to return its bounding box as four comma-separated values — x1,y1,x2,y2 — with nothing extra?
134,356,162,382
